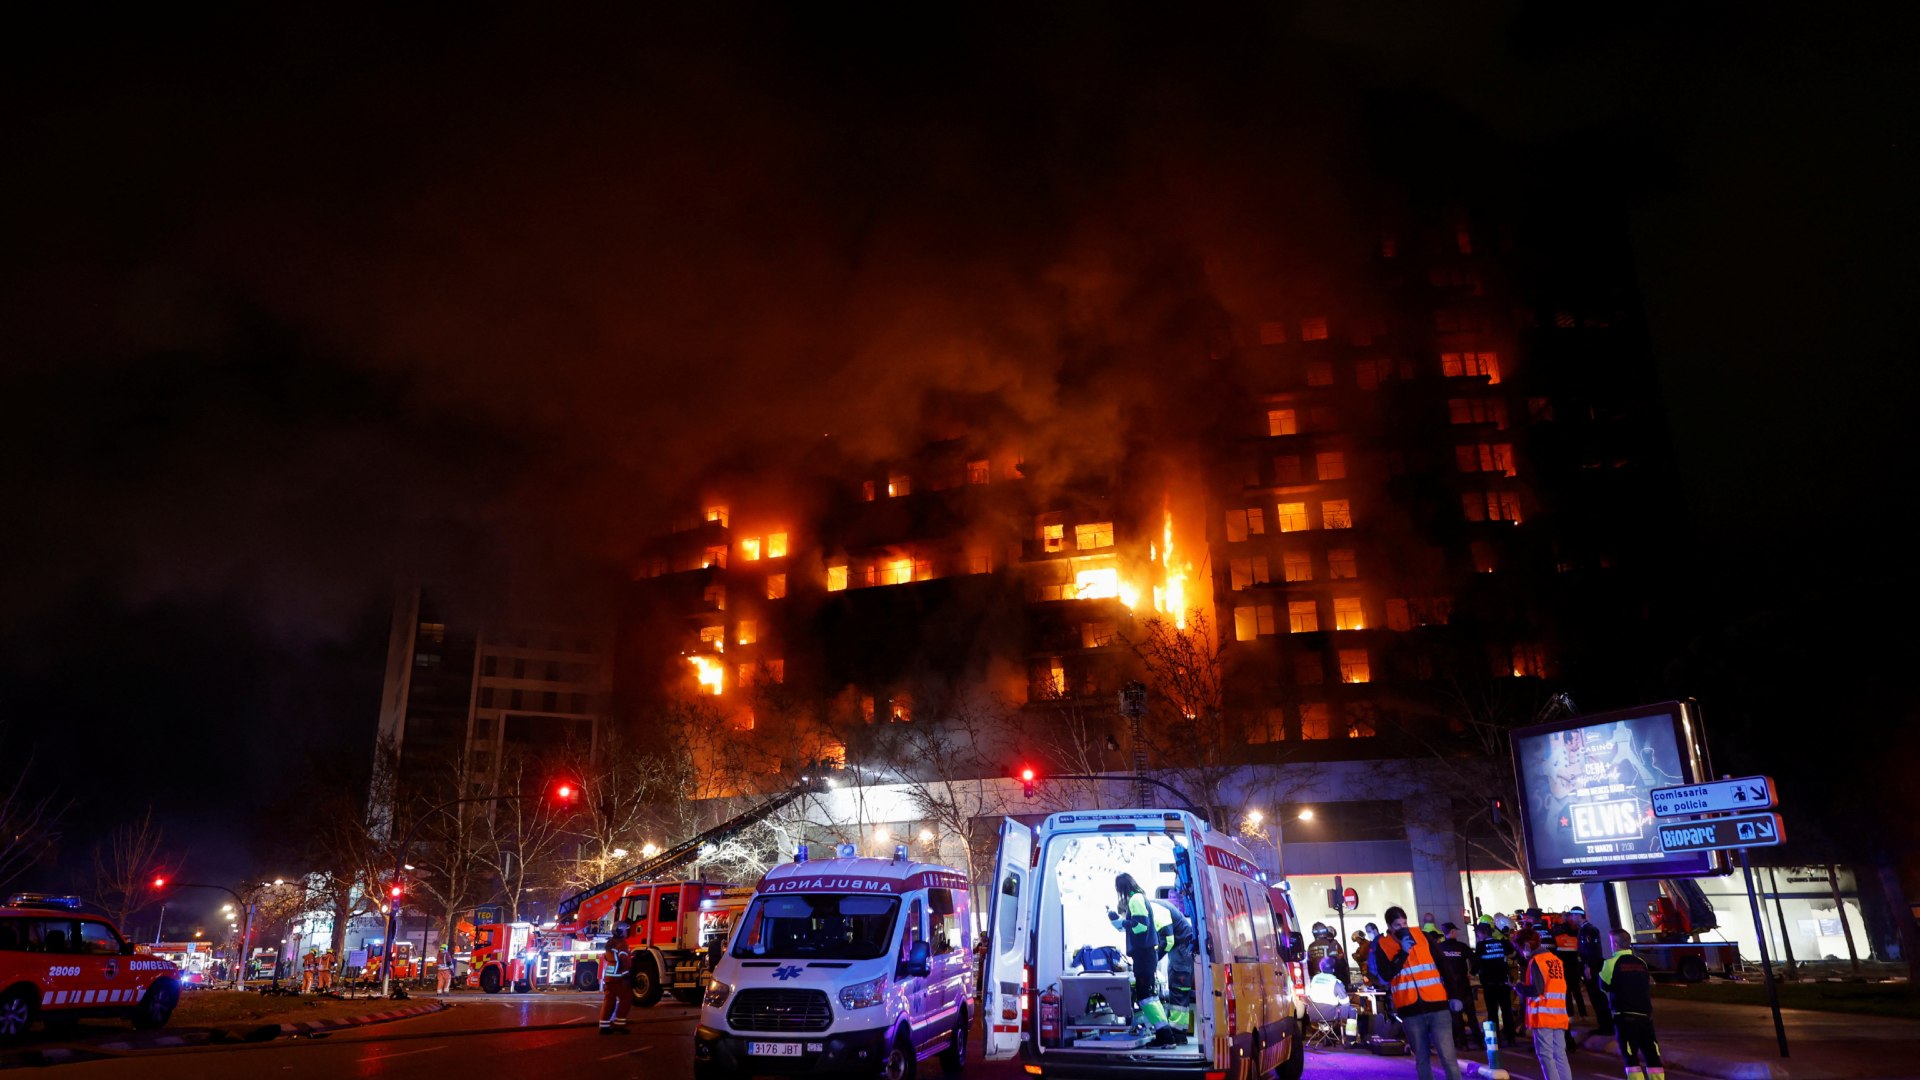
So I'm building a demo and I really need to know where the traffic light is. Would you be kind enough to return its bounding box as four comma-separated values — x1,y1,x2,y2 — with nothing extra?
151,876,168,890
1020,766,1037,799
1490,797,1507,827
553,782,578,803
389,883,404,901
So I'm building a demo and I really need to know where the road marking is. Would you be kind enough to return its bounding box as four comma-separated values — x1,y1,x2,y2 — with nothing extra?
598,1044,654,1060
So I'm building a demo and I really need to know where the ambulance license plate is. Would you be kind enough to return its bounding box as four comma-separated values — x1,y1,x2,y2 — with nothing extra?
748,1042,803,1057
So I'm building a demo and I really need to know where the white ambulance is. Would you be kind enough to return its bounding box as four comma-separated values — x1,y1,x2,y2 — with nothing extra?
697,845,974,1080
981,809,1303,1080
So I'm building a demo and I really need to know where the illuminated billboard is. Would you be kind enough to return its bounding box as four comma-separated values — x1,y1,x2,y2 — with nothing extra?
1510,700,1725,883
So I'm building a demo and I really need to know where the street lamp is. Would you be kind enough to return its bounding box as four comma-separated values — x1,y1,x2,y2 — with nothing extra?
641,842,659,860
1298,807,1315,822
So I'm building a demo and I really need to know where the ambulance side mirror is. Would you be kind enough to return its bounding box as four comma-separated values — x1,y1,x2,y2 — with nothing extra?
900,940,930,979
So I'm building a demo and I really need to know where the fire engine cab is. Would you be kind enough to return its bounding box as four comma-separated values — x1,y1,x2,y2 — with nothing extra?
0,895,181,1039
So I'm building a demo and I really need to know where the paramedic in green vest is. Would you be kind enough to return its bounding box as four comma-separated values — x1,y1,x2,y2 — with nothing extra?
1109,874,1171,1034
1150,895,1198,1027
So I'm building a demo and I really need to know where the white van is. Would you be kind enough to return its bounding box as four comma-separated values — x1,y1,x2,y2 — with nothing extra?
697,846,975,1080
982,809,1303,1080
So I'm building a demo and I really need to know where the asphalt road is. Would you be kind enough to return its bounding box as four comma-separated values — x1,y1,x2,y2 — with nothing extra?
43,990,1662,1080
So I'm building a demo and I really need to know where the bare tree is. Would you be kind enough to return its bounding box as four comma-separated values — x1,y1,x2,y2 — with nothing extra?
0,729,66,890
481,752,575,922
1126,612,1242,822
876,692,1020,889
409,754,493,968
92,808,168,929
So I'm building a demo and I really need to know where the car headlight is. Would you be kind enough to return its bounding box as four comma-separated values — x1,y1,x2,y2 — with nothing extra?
838,976,887,1010
704,979,732,1009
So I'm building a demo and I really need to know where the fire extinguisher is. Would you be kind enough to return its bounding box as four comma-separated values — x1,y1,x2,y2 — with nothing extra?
1039,986,1062,1046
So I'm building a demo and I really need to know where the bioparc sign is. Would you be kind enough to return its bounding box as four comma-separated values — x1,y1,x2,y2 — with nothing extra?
1509,700,1727,883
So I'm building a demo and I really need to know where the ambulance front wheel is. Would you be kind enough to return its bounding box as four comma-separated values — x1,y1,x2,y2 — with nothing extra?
881,1027,917,1080
939,1006,968,1074
479,966,503,994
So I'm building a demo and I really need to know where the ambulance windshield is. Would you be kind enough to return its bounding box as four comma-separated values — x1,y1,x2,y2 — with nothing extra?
731,894,900,961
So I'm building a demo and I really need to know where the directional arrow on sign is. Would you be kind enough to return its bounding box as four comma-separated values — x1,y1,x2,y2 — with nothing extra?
1650,776,1779,818
1658,812,1788,854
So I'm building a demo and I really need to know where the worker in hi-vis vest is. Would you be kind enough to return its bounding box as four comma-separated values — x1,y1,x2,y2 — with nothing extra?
1515,929,1573,1080
1373,905,1463,1080
1109,873,1178,1043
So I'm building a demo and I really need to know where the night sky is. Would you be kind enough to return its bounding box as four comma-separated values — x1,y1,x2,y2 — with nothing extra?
4,4,1914,893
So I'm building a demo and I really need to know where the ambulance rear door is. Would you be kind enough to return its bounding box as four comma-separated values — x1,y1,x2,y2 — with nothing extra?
982,817,1033,1061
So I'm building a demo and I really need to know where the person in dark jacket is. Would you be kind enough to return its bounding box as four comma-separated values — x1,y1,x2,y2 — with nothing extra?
1599,929,1663,1079
1434,923,1480,1046
1475,916,1517,1046
1572,907,1614,1036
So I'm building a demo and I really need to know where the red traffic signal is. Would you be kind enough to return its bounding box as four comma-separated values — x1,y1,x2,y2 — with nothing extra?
1019,766,1037,799
553,782,577,802
151,876,168,889
388,884,404,900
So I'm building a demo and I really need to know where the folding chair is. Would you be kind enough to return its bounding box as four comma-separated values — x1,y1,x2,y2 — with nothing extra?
1303,1000,1348,1048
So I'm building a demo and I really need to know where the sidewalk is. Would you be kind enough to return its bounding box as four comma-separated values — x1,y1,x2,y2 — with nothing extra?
1567,998,1920,1079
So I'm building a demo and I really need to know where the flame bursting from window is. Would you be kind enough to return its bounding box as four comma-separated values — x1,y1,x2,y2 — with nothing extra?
1157,504,1192,629
688,655,724,695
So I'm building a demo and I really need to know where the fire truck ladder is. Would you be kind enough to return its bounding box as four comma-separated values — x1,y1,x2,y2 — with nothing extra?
555,782,816,926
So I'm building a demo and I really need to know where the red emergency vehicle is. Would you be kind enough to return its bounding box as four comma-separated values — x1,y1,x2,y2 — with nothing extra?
0,896,182,1039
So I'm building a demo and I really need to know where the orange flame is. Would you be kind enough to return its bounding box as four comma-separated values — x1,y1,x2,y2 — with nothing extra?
688,655,724,695
1158,502,1192,629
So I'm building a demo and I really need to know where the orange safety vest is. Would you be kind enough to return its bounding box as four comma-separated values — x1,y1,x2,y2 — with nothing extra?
1383,930,1449,1009
1525,952,1570,1030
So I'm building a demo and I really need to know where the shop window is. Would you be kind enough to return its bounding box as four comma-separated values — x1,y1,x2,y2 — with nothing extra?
1282,550,1313,582
1232,604,1275,641
1316,451,1347,481
766,574,787,600
827,565,849,592
1327,548,1358,579
1386,598,1411,631
1301,316,1329,341
1339,648,1371,684
1277,502,1309,533
1301,703,1332,740
1258,321,1288,345
1307,360,1334,386
1042,523,1066,552
1230,556,1271,590
740,536,762,561
1273,456,1304,485
1267,409,1298,437
888,473,911,498
967,459,991,484
1288,600,1320,633
1294,652,1324,685
1321,500,1353,529
737,620,758,646
1075,522,1114,550
1333,596,1365,630
1224,507,1266,542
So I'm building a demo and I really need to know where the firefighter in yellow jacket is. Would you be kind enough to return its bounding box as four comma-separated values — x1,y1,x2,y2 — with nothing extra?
1515,929,1573,1080
1372,906,1463,1080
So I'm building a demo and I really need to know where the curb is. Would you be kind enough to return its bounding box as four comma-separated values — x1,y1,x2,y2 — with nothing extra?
90,1000,448,1052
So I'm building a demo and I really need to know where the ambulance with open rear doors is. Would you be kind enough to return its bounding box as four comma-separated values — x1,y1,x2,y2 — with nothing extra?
982,809,1303,1080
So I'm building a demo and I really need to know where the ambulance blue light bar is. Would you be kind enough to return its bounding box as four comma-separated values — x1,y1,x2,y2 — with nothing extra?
794,843,809,864
6,894,81,910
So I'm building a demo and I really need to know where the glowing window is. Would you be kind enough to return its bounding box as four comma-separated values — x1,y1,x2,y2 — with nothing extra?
1273,456,1303,485
888,474,910,498
1511,643,1547,678
704,584,726,610
1321,500,1352,529
1229,556,1270,590
1339,649,1371,684
1081,621,1117,649
890,696,912,723
1282,550,1312,582
1440,352,1501,383
968,550,991,574
699,625,725,652
703,546,728,568
740,537,762,561
914,559,934,582
1301,316,1329,342
881,558,914,586
766,574,787,600
862,695,876,722
1267,409,1297,437
1074,567,1119,599
1490,492,1522,523
705,505,729,527
967,459,990,484
1332,596,1365,630
1472,540,1498,573
1307,361,1334,386
1042,524,1066,553
736,620,757,646
767,658,784,683
642,556,668,578
1224,507,1265,542
1252,709,1287,744
1287,600,1319,634
827,565,849,592
862,480,877,501
737,663,756,687
1075,522,1114,550
1386,598,1410,631
1301,703,1331,740
1258,321,1288,345
1277,503,1309,533
1294,652,1323,685
1327,549,1358,579
1448,398,1507,428
1316,451,1346,481
767,532,788,558
1346,703,1378,738
1233,605,1275,641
